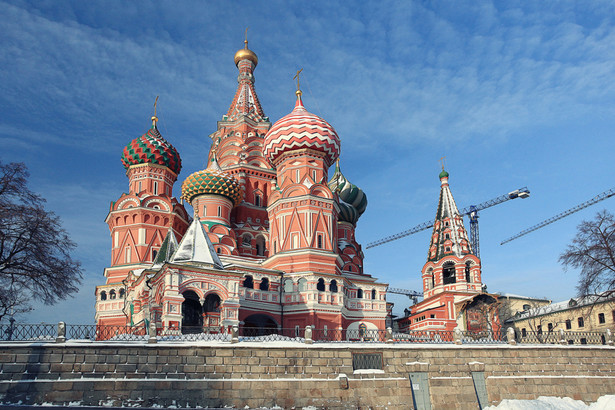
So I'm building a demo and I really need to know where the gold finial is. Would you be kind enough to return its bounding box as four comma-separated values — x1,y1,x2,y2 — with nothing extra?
151,95,159,127
440,156,446,171
293,68,303,96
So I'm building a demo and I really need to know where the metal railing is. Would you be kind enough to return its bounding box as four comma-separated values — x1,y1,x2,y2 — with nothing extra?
0,323,611,346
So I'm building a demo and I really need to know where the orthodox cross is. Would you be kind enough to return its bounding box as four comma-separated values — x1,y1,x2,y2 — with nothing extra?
293,68,303,92
440,156,446,170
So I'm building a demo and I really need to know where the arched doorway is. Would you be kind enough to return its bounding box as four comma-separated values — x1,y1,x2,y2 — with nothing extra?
181,290,202,334
243,314,278,336
203,293,222,329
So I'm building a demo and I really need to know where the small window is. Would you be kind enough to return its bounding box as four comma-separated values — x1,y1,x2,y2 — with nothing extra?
109,290,117,300
295,325,300,337
292,234,299,249
312,170,317,181
260,278,269,291
317,278,325,292
298,278,307,292
125,246,131,264
521,328,527,337
317,234,323,249
217,206,222,217
273,241,277,254
371,289,376,299
565,319,571,330
119,288,125,298
152,249,158,261
537,325,542,335
254,194,261,207
153,181,158,195
296,169,300,183
330,280,338,293
242,234,251,246
138,181,142,192
100,291,107,301
578,317,584,328
599,313,606,324
216,248,221,254
445,233,450,239
243,275,254,289
547,323,553,332
357,289,363,299
445,247,451,252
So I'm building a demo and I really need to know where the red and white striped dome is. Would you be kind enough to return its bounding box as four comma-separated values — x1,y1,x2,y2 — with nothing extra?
263,93,341,167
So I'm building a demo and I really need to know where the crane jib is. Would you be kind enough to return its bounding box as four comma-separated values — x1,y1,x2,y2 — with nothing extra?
366,186,530,250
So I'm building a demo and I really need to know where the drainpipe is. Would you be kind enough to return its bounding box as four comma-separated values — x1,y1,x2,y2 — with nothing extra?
279,272,284,329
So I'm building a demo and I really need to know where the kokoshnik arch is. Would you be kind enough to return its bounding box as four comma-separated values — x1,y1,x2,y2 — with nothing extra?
95,39,388,335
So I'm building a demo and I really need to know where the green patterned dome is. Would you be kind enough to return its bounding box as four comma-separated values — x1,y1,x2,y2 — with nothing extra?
439,169,449,179
181,155,242,206
121,125,181,175
328,161,368,225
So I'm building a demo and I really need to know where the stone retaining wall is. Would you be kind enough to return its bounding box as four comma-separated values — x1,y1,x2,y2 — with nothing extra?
0,342,613,409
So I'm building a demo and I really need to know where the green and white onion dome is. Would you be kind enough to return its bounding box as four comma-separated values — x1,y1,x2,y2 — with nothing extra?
328,161,368,225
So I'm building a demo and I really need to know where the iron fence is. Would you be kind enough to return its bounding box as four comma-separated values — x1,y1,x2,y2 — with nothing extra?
0,323,56,341
515,329,607,345
0,323,611,345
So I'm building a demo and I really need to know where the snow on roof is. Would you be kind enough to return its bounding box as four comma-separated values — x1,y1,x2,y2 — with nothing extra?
507,294,615,322
170,218,223,269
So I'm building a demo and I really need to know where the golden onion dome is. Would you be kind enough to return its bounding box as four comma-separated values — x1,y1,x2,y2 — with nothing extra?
234,39,258,67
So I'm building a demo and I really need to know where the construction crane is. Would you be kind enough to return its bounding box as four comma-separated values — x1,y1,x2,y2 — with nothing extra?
387,287,423,305
501,187,615,245
366,187,530,257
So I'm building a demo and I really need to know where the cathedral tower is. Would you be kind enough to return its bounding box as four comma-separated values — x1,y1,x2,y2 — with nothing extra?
262,89,341,275
96,114,189,326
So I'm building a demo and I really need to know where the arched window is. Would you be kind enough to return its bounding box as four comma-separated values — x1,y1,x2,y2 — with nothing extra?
357,289,363,299
243,275,254,289
109,290,116,300
119,288,125,298
284,279,293,293
217,206,221,217
371,289,377,300
254,193,262,207
317,234,323,249
330,280,338,293
256,236,266,256
317,278,325,292
260,278,269,291
242,234,251,246
298,278,307,292
100,291,107,301
443,262,456,285
465,262,472,283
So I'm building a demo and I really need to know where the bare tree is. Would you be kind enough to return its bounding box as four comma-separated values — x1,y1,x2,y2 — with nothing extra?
0,161,82,321
560,210,615,299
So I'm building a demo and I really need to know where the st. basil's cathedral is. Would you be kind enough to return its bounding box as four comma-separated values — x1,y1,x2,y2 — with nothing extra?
95,39,498,336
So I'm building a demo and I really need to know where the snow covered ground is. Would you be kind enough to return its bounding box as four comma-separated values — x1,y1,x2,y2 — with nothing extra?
485,395,615,410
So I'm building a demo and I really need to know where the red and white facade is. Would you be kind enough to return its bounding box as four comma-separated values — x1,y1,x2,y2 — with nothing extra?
95,41,387,335
398,170,499,333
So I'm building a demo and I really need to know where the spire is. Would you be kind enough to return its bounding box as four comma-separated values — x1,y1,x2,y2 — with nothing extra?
428,169,472,261
151,96,159,128
227,34,266,121
151,230,179,269
170,218,224,269
293,68,304,108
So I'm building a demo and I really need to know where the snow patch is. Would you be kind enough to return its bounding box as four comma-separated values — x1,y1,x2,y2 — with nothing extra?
485,395,615,410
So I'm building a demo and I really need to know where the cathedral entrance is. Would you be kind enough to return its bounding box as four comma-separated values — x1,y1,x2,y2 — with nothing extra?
181,290,203,334
202,293,221,329
242,314,277,336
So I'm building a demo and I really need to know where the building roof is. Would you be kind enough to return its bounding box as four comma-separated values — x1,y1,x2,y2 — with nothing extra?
121,124,182,175
263,92,341,167
506,294,615,322
170,217,224,269
427,169,473,261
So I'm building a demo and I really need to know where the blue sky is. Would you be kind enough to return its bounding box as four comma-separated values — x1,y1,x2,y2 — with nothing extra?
2,0,615,324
